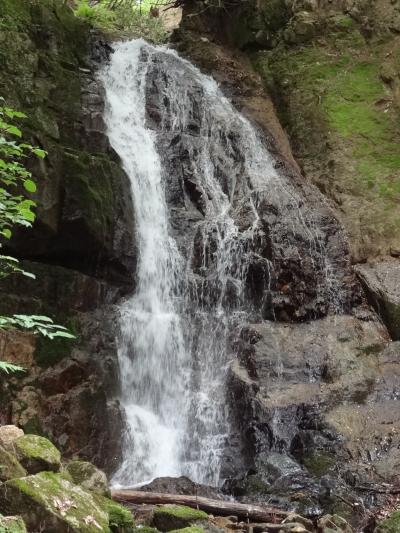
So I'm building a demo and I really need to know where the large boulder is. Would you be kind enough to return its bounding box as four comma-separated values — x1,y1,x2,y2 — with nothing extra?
0,446,27,482
355,261,400,340
14,434,61,474
152,505,208,532
65,460,110,497
0,471,112,533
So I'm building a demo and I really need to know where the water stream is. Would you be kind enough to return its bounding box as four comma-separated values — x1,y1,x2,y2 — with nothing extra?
101,39,345,488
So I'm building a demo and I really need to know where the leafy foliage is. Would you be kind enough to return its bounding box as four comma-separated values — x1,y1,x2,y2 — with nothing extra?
0,102,75,373
0,101,45,241
0,315,75,340
73,0,169,42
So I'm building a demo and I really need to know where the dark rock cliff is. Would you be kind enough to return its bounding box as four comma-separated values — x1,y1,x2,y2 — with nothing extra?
170,2,400,522
0,0,135,472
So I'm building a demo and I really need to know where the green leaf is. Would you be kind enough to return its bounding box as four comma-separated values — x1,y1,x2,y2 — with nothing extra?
0,361,25,374
23,179,37,193
32,148,46,159
2,228,11,239
49,331,76,339
6,125,22,137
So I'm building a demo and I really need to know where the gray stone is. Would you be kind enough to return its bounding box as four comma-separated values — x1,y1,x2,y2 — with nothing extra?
65,460,110,497
355,260,400,340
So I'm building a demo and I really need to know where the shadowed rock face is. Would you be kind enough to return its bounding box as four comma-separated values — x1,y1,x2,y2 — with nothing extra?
0,1,134,473
226,316,400,517
355,261,400,340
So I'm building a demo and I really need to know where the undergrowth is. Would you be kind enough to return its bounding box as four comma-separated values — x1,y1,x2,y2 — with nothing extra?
73,0,169,43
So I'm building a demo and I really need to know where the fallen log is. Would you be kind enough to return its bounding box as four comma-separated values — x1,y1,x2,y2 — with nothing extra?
111,489,290,522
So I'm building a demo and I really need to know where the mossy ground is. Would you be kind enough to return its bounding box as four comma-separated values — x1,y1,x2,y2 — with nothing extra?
253,21,400,258
0,515,27,533
376,511,400,533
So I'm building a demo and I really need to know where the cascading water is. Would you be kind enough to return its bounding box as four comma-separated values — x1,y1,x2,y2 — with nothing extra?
101,39,348,488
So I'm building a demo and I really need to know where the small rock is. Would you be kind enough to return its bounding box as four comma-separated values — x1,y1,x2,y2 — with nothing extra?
152,505,208,531
0,425,24,449
66,460,110,497
14,434,61,474
282,514,314,531
318,514,353,532
390,247,400,258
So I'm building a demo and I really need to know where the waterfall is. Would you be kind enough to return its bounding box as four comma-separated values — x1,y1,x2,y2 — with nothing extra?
101,39,347,488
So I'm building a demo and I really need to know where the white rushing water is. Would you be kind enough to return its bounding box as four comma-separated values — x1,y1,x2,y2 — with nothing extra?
101,39,344,488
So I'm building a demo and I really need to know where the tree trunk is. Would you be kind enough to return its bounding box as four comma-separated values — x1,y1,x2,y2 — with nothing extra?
111,490,289,522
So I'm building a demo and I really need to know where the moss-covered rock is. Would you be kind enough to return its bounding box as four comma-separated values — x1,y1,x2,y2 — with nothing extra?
14,435,61,474
375,511,400,533
133,527,160,533
0,445,27,482
152,506,208,532
0,515,27,533
66,460,110,497
0,471,110,532
101,498,135,533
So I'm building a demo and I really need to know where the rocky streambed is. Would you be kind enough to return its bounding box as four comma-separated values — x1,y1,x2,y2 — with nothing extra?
0,424,398,532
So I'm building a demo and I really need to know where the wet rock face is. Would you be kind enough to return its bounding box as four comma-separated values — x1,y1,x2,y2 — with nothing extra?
144,50,360,322
227,315,400,516
355,261,400,340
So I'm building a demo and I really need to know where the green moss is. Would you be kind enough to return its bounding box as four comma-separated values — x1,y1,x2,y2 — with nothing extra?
154,507,207,521
0,446,27,482
253,25,400,256
108,502,135,533
1,472,110,532
376,511,400,533
66,460,110,497
0,515,27,533
302,452,335,476
331,14,355,30
153,506,208,532
0,0,31,30
133,527,160,533
94,495,135,533
15,435,61,474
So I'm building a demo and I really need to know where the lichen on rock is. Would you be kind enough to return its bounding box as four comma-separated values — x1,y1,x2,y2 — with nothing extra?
66,460,110,497
14,434,61,474
0,445,27,482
